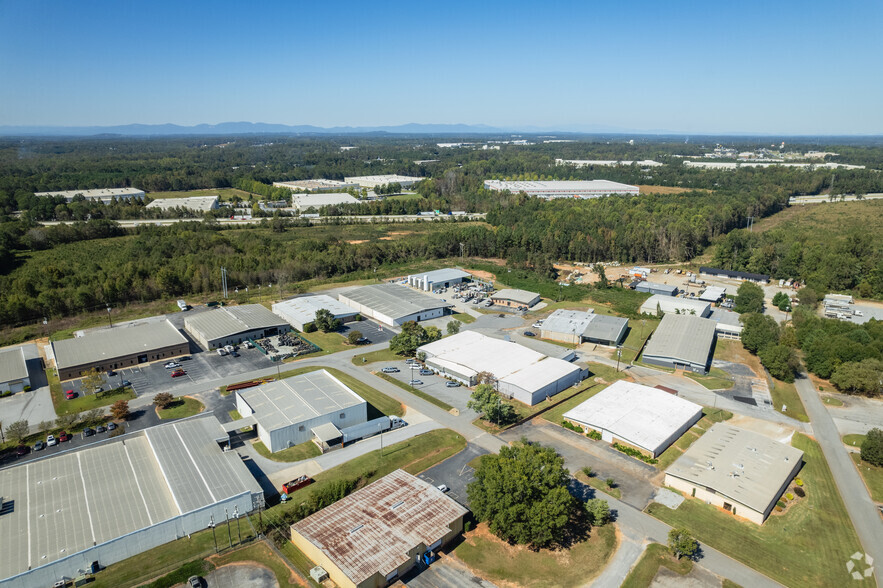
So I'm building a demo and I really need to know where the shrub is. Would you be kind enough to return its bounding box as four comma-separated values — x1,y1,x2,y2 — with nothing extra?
793,486,805,498
794,478,803,486
464,520,472,532
109,425,125,438
587,429,602,441
785,492,794,500
303,322,317,333
586,498,611,526
23,385,31,392
776,500,786,508
605,478,616,488
581,466,594,478
613,442,658,464
562,420,582,432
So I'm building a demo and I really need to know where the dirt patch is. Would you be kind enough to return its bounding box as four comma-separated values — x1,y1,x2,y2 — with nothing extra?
468,269,497,282
347,239,369,244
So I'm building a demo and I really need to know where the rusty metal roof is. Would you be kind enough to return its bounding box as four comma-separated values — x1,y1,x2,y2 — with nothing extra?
291,469,468,584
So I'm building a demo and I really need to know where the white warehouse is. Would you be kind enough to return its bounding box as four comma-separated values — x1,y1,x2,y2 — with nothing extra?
417,331,584,405
272,295,360,332
640,294,711,318
339,284,452,327
407,268,472,291
483,180,639,199
235,370,367,453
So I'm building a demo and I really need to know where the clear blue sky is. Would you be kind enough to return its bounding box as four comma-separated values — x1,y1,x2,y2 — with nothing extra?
2,0,881,134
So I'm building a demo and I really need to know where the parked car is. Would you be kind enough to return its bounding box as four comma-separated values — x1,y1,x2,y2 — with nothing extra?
82,428,95,437
405,358,416,364
34,440,46,451
188,576,202,588
121,380,132,387
217,348,228,356
46,435,57,446
436,484,450,493
106,369,116,377
244,341,254,349
381,367,399,373
356,337,370,344
230,351,240,357
523,331,536,337
409,379,423,386
65,390,77,400
95,425,107,433
16,445,29,456
58,431,70,442
445,381,461,388
179,355,192,361
224,344,236,353
419,369,433,376
171,369,186,378
164,362,181,369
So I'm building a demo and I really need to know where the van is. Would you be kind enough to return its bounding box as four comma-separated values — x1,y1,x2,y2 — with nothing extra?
217,348,228,356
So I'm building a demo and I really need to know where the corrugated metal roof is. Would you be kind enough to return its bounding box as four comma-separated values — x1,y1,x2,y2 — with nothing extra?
643,314,716,369
636,281,678,295
666,424,803,513
491,288,540,304
541,309,594,337
236,370,365,432
583,314,629,343
0,346,28,382
291,469,467,585
311,422,342,442
563,380,703,454
699,286,727,302
53,319,188,371
640,295,711,317
145,195,219,212
184,304,288,342
272,295,358,327
699,267,770,282
340,284,450,321
409,268,472,284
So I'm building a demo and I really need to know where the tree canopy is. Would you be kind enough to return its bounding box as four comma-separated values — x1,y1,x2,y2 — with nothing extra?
861,428,883,467
467,383,517,426
314,308,342,333
388,321,441,356
734,281,765,314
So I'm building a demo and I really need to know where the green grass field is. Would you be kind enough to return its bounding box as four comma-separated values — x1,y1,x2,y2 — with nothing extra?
647,434,872,588
684,367,735,390
843,434,866,448
297,329,350,355
374,372,454,411
621,543,693,588
252,439,321,463
453,523,617,588
575,470,622,499
769,380,809,422
351,348,402,365
619,317,660,363
822,396,844,407
448,311,476,324
211,541,302,587
851,453,883,502
156,396,204,420
49,368,136,415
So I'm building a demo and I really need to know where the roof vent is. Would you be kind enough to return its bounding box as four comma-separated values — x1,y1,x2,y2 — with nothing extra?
349,524,364,534
391,500,405,509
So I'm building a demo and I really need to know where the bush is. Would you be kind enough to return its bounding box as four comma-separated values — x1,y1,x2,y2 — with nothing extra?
587,429,602,441
586,498,610,526
108,425,125,437
861,428,883,467
303,322,317,333
562,420,582,432
776,500,786,508
613,442,658,464
794,478,803,486
793,486,805,497
581,466,594,478
605,478,616,488
464,520,472,533
785,492,794,500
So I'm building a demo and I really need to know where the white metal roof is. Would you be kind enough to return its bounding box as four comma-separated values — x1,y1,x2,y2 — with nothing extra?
0,347,28,383
699,286,727,302
643,314,717,368
491,288,540,304
34,188,144,200
236,370,365,432
483,180,639,196
343,175,424,187
340,284,450,320
666,424,804,513
145,195,219,212
563,380,702,454
272,295,359,327
555,159,664,167
640,295,711,317
272,179,359,191
184,305,288,342
584,314,629,343
292,192,359,210
52,319,188,371
541,309,594,337
409,268,472,284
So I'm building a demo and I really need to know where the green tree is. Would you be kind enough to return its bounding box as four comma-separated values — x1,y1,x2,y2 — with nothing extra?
668,528,699,560
860,428,883,467
585,498,610,526
467,384,516,426
56,413,78,430
796,287,819,309
5,420,29,445
740,313,780,354
314,309,342,333
467,440,581,548
347,330,363,345
153,392,175,409
759,344,800,382
830,359,883,396
80,367,105,393
734,281,765,314
446,320,461,335
388,321,441,356
593,263,609,289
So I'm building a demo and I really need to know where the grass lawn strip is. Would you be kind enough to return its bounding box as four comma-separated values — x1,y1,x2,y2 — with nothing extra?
453,522,617,588
575,471,622,500
156,396,205,420
449,311,476,324
842,434,866,448
278,542,323,587
374,371,454,411
210,540,302,587
297,329,350,355
850,453,883,502
646,433,871,588
684,367,735,390
48,368,135,415
252,439,321,463
769,380,809,422
351,348,401,365
621,543,693,588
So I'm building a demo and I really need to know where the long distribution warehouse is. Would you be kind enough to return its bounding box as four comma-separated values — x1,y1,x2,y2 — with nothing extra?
417,331,583,405
339,284,452,326
0,416,263,587
483,179,639,199
51,319,189,381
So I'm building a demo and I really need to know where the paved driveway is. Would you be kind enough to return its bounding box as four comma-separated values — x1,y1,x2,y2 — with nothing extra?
340,319,394,345
418,443,488,508
403,558,497,588
382,361,477,415
202,563,278,588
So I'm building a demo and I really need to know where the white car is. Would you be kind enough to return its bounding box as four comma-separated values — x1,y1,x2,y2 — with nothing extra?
436,484,450,493
216,348,228,356
46,435,57,447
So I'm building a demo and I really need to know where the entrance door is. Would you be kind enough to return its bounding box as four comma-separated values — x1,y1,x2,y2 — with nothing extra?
723,502,733,512
138,354,148,363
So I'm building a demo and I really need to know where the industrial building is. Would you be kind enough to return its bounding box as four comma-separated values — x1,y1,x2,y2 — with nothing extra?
406,268,472,291
339,284,452,327
184,304,290,350
272,179,360,192
710,309,743,339
483,179,640,199
563,380,703,457
555,159,664,167
144,195,220,212
417,331,583,405
292,192,359,211
639,295,711,318
290,469,468,588
699,286,727,303
699,267,770,284
490,288,541,308
272,295,360,332
0,416,263,588
33,187,145,203
823,294,856,320
0,347,29,393
234,370,367,453
642,314,717,374
539,309,628,346
52,319,189,381
665,424,804,524
635,281,679,296
343,175,424,189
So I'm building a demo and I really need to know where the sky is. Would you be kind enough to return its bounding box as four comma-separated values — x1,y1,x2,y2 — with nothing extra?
1,0,881,134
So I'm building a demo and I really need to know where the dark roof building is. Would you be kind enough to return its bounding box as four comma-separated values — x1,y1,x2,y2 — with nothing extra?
699,267,770,283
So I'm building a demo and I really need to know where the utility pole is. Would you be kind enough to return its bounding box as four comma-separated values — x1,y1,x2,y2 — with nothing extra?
616,346,622,372
106,305,113,328
209,516,218,553
225,508,233,548
221,267,228,298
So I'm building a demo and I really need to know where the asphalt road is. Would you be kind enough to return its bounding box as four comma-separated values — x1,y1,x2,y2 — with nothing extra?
794,374,883,573
418,443,488,508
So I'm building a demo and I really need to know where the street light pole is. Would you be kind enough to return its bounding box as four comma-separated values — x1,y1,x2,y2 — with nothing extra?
106,305,113,328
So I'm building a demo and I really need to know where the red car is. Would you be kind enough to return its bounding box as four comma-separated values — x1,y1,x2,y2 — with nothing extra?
65,390,77,400
58,431,70,442
171,369,186,378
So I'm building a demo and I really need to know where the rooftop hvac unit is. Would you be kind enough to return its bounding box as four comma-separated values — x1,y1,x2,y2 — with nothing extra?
310,566,329,582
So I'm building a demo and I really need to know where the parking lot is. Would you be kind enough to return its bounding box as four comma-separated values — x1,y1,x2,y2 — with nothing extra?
418,443,488,508
380,359,476,415
340,319,394,345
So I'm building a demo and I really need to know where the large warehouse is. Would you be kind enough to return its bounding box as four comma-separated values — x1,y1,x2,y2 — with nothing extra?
34,187,145,203
292,192,359,211
184,304,290,350
0,416,263,587
291,469,468,588
0,347,30,393
272,295,360,332
418,331,583,405
272,179,360,192
144,195,220,212
665,424,804,524
235,370,367,453
52,319,189,381
339,284,452,327
406,268,472,291
635,281,678,296
490,288,541,308
642,314,717,374
639,294,711,318
483,179,639,199
563,380,703,457
343,174,424,189
539,309,628,346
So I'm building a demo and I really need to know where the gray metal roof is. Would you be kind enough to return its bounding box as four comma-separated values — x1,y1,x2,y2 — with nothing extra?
291,469,468,585
636,281,678,295
144,195,219,212
237,370,365,432
491,288,540,304
184,305,288,342
666,424,804,513
583,314,629,343
0,347,28,383
541,309,593,337
341,284,451,320
643,314,716,368
699,286,727,302
272,295,358,327
52,319,187,371
409,268,472,284
311,422,342,443
0,416,259,581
